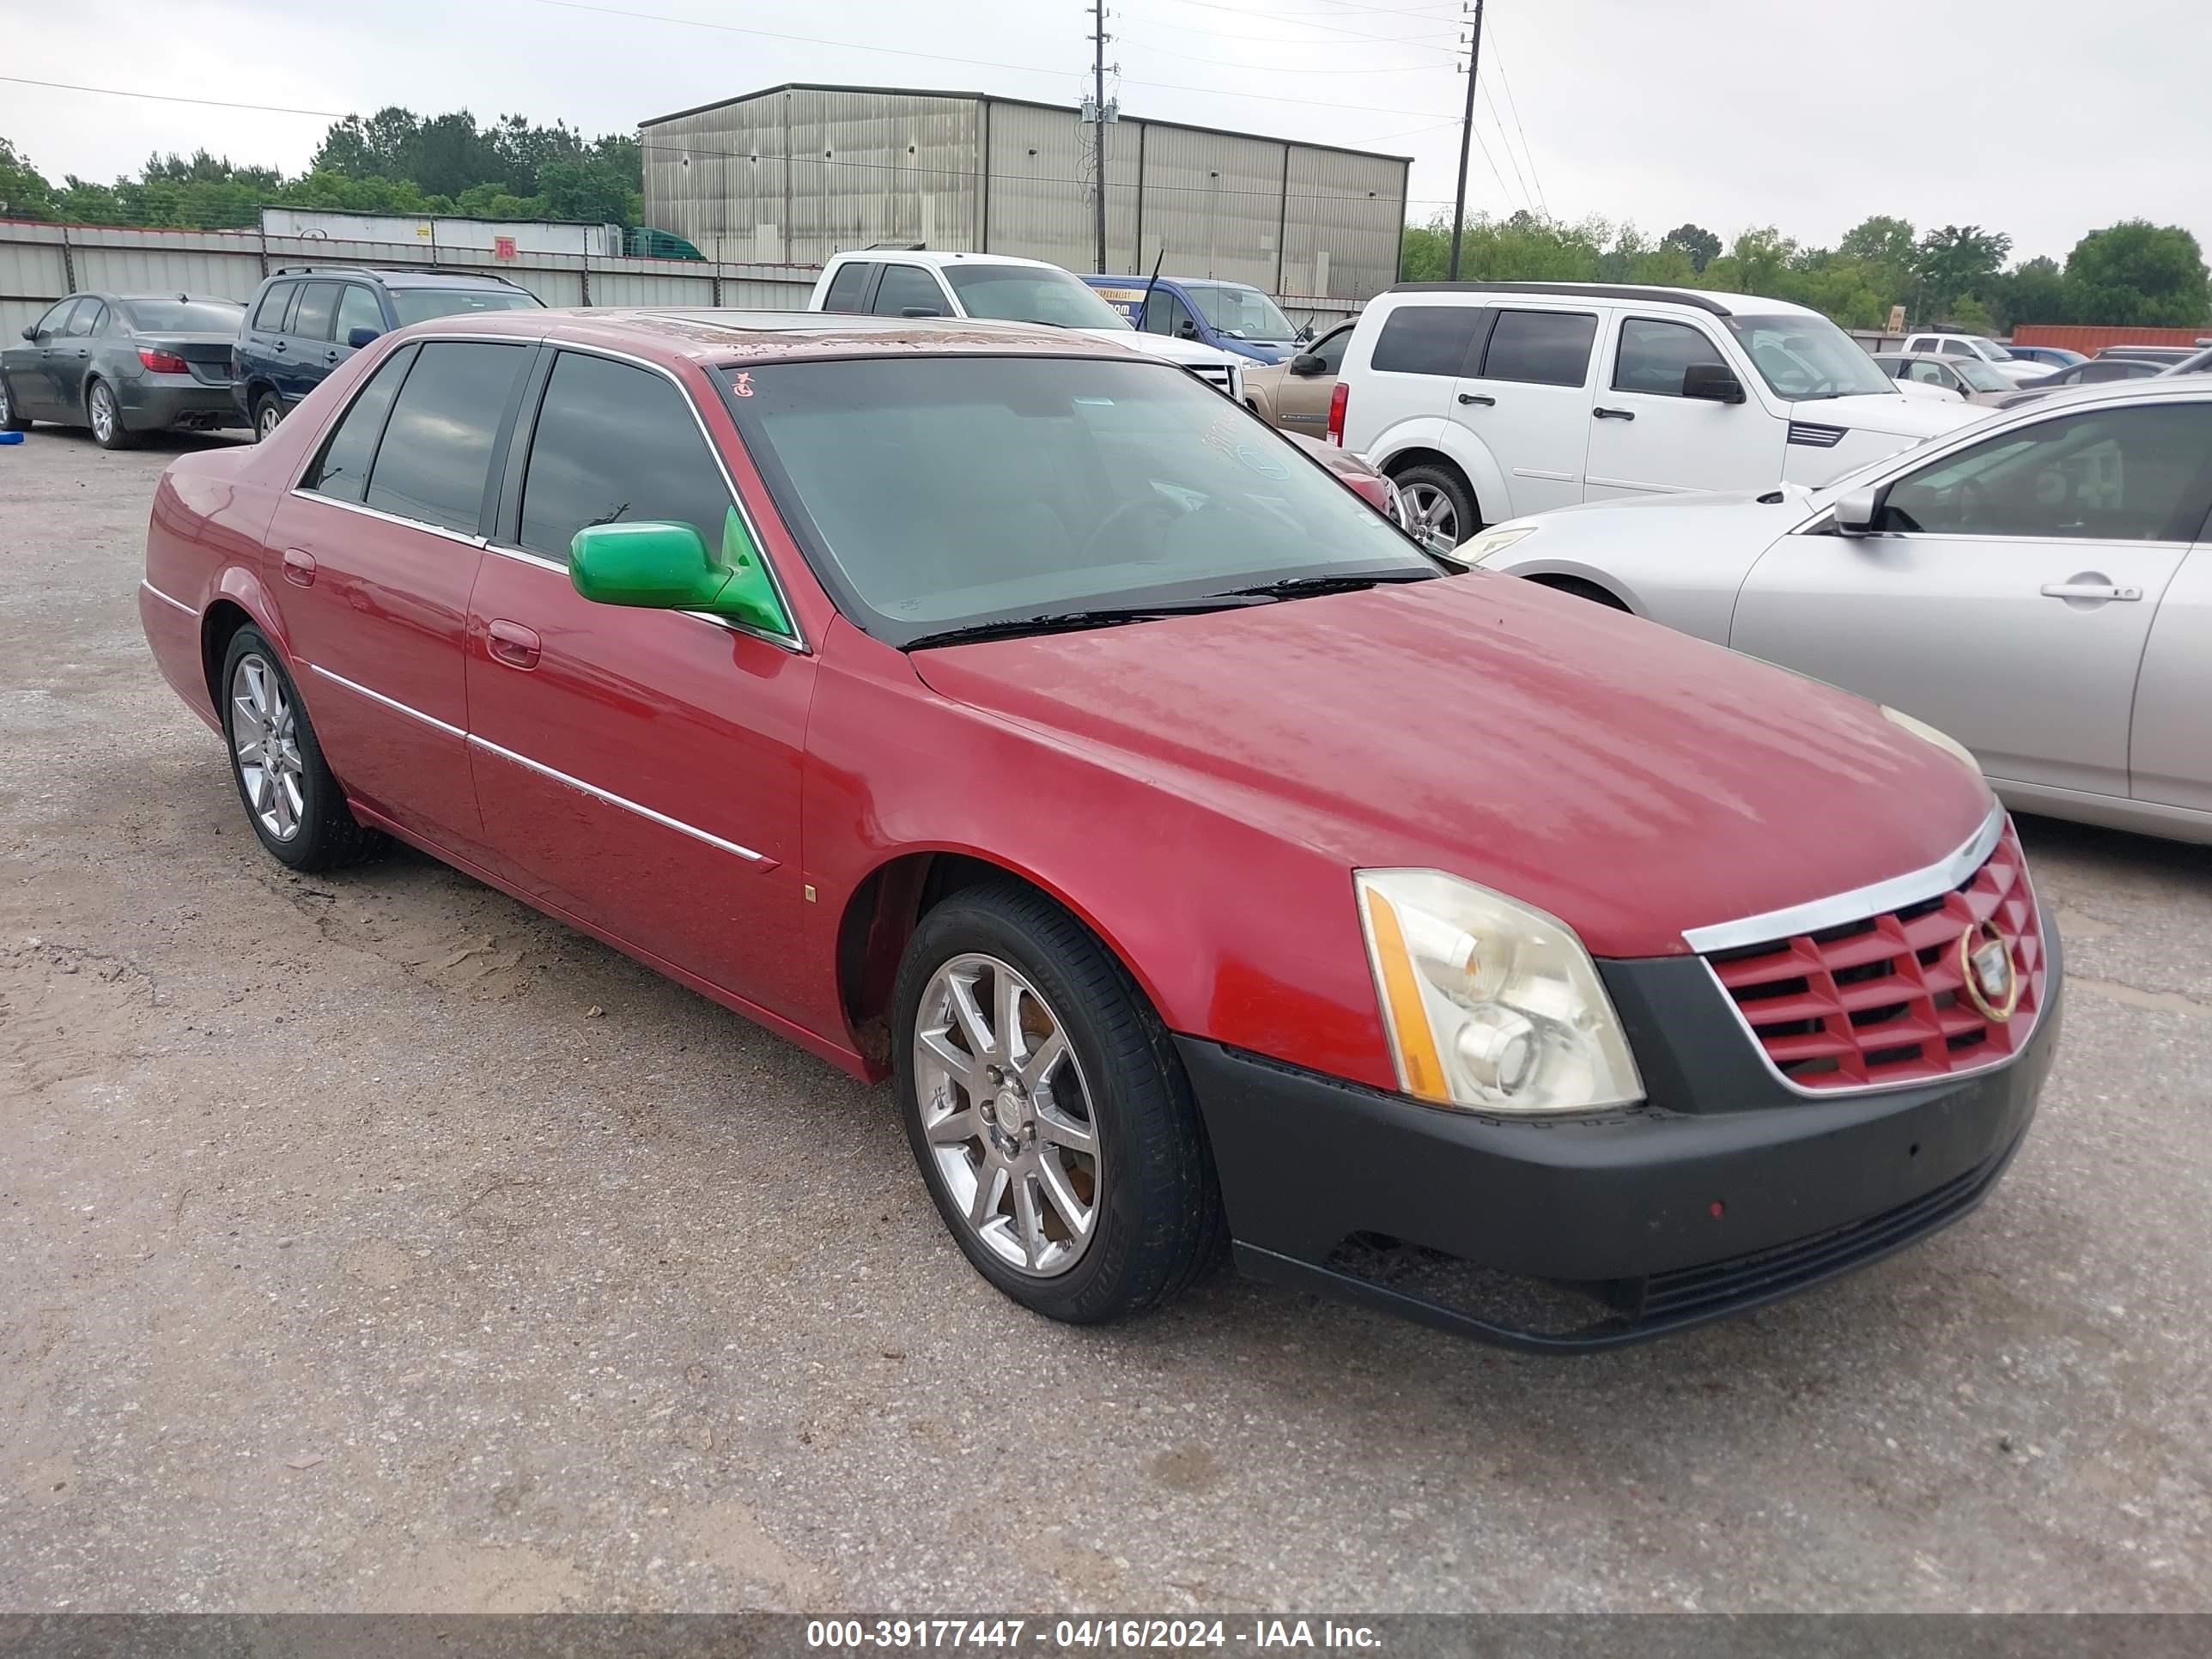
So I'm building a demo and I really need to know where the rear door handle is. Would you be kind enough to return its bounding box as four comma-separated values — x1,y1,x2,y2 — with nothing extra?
1456,392,1495,406
1593,405,1635,421
272,341,288,354
281,549,317,586
487,619,543,670
2040,577,2141,604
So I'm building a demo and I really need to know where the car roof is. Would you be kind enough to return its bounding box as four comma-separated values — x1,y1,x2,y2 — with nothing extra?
264,266,531,289
823,249,1063,273
1999,374,2212,413
1380,281,1821,319
395,306,1159,365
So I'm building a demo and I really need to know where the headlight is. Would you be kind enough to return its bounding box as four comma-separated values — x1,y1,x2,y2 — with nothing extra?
1458,524,1538,563
1355,870,1643,1115
1881,705,1983,778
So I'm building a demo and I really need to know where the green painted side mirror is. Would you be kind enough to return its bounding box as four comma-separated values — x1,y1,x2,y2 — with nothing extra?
568,509,793,637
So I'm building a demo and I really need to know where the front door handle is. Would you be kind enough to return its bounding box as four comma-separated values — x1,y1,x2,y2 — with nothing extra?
1593,405,1635,420
1457,392,1495,406
272,341,288,354
2040,576,2141,604
281,548,317,586
487,619,543,670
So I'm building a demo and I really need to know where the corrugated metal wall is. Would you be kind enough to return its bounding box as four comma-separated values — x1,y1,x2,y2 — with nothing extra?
2012,323,2212,352
0,221,817,340
641,89,1409,301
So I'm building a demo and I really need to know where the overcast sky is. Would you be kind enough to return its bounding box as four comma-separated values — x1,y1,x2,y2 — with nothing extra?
3,0,2205,264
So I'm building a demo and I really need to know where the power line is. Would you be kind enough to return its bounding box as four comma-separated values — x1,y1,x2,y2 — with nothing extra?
1117,9,1457,52
1139,0,1461,52
0,76,347,119
1480,68,1533,213
1115,32,1453,71
1482,27,1547,216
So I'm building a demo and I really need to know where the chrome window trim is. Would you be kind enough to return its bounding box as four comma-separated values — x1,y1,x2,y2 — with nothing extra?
306,662,465,738
466,733,768,863
288,331,544,496
287,489,489,550
494,337,811,655
140,579,196,616
1681,801,2006,954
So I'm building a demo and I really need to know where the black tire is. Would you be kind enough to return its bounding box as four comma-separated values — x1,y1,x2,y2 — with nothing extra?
87,380,139,450
217,626,386,872
1391,461,1479,545
892,882,1224,1324
252,393,283,443
0,374,29,432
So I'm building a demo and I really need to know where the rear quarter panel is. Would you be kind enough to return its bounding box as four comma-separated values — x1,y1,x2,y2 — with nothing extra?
143,448,286,723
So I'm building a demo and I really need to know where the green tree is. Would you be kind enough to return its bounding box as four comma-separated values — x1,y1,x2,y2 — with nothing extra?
1704,226,1796,297
1993,255,2067,329
1914,224,2011,319
1837,215,1915,272
1948,294,1996,335
0,135,57,218
1661,222,1720,272
2063,221,2209,326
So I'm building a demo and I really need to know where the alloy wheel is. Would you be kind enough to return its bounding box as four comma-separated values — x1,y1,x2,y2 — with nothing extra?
257,402,281,441
912,952,1103,1278
229,653,305,841
89,385,116,443
1402,481,1458,544
0,381,13,425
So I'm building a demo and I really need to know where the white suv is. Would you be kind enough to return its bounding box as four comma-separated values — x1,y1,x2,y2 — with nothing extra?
1334,282,1982,544
807,250,1244,402
1900,331,2047,385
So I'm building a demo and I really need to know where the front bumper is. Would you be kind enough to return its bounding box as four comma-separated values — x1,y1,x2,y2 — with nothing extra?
1182,924,2061,1351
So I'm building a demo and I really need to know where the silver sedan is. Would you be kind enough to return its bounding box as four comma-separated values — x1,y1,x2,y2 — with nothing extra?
1467,376,2212,843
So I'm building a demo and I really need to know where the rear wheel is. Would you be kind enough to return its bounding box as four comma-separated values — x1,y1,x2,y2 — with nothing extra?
219,627,385,872
1393,463,1476,546
892,883,1222,1324
0,376,28,431
88,380,137,450
252,393,283,443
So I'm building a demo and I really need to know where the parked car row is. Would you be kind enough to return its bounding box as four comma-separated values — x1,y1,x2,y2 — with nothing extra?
134,297,2057,1352
1,267,544,446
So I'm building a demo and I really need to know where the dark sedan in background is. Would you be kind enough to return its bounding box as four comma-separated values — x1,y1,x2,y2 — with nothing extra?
1,293,245,447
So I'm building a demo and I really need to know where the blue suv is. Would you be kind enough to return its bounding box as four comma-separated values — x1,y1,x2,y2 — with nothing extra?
1080,275,1310,365
233,266,543,441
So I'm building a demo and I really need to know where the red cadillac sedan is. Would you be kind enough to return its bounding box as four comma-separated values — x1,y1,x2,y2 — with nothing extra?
139,309,2058,1349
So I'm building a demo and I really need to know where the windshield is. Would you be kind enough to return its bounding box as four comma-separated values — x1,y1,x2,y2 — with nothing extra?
1724,315,1898,401
1182,283,1297,343
120,299,243,332
1971,336,2014,362
943,264,1133,331
720,356,1430,647
1953,357,2009,392
388,288,544,325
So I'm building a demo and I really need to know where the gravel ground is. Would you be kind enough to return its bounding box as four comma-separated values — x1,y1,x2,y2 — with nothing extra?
2,429,2208,1615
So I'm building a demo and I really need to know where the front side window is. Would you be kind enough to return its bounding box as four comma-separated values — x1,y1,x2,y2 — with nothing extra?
252,283,295,331
386,288,542,326
1903,360,1952,388
1724,313,1896,399
1480,309,1597,387
872,264,949,318
1878,403,2212,542
335,285,385,340
519,352,761,619
723,356,1431,647
1939,338,1972,356
302,345,417,504
1370,304,1485,377
1612,317,1726,396
32,299,79,338
1143,289,1196,337
1953,357,2010,392
944,264,1132,330
1182,283,1297,345
291,282,341,343
1310,325,1352,374
821,261,874,312
362,341,530,535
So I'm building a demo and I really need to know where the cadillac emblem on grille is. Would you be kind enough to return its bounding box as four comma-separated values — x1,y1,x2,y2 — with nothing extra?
1960,919,2021,1023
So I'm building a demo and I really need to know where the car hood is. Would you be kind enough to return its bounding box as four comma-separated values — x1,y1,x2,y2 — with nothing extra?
910,574,1991,958
1790,392,1983,439
1084,329,1241,369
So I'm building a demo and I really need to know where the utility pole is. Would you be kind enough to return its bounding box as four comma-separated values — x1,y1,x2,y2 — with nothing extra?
1448,0,1486,280
1090,0,1111,272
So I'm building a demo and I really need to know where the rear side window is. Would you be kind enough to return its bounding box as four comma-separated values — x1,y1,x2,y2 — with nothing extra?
303,345,416,504
821,262,874,312
1370,305,1486,376
252,283,295,331
1612,317,1726,396
292,283,341,343
518,351,742,571
1481,310,1597,386
362,341,530,535
65,302,100,337
872,264,948,317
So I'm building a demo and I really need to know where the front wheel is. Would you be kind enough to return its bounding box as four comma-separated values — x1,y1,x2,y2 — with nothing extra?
0,375,29,431
219,627,385,872
88,381,138,450
892,884,1222,1324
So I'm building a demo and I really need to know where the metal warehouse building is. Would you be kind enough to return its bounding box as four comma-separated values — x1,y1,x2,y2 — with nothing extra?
639,83,1411,303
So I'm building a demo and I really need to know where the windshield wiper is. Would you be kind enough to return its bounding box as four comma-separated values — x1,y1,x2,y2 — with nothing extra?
1209,569,1440,601
902,598,1264,650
